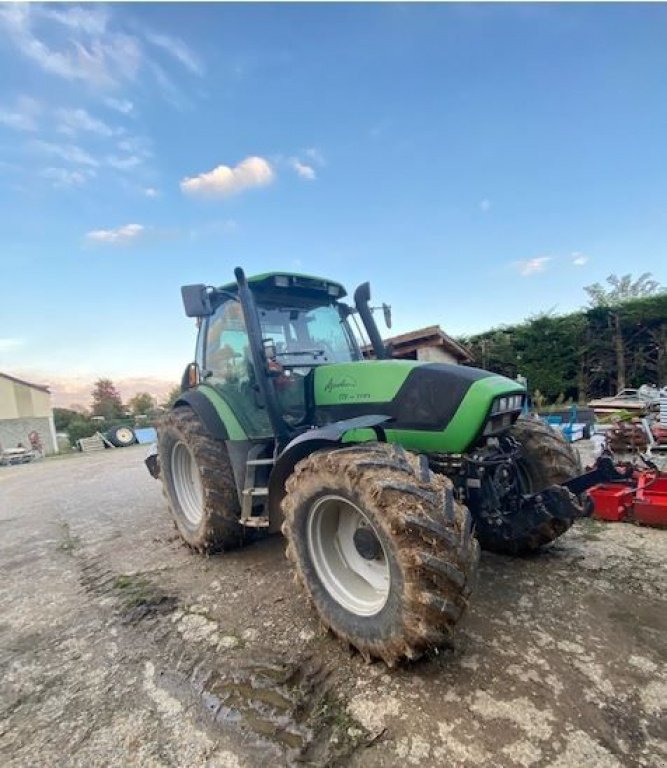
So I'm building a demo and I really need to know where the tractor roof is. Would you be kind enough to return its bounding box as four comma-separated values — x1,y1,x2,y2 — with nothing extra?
219,271,347,300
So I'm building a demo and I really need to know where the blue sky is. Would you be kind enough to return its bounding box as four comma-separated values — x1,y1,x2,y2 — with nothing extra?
1,3,666,406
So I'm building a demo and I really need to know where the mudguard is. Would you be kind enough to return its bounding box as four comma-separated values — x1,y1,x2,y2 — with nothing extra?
267,414,392,531
173,389,230,442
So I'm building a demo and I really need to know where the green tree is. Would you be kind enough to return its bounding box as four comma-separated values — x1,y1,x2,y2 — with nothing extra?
128,392,155,416
162,385,182,409
53,407,80,432
91,379,124,420
584,273,665,390
584,273,663,307
67,417,99,445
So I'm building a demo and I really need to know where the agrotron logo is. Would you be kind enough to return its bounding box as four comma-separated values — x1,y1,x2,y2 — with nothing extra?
324,375,357,393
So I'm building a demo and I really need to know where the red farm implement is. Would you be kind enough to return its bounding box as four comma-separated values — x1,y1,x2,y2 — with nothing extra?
587,463,667,528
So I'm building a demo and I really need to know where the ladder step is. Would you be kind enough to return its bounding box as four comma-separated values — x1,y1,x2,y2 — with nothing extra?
239,516,270,528
242,487,269,497
246,458,275,466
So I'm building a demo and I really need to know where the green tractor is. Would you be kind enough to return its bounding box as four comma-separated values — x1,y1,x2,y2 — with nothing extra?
147,268,587,665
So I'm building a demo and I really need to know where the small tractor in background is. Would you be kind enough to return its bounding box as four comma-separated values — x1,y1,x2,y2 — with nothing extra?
147,267,594,666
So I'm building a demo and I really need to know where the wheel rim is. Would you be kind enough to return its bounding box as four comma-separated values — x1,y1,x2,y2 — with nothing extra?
116,427,134,444
307,495,390,617
171,441,204,526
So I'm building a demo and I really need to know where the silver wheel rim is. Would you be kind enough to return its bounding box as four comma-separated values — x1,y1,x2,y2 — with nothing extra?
116,427,134,444
307,495,390,617
171,441,204,526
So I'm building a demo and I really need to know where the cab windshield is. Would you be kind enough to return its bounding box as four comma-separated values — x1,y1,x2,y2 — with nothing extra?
258,302,361,365
202,298,360,438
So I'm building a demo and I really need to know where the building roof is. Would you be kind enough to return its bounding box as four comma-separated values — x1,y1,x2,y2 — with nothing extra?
364,324,474,363
0,372,50,394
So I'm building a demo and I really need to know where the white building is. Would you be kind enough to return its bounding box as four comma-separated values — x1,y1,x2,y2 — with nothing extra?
0,372,58,455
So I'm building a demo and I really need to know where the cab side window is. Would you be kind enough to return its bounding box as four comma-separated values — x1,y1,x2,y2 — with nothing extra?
205,300,271,438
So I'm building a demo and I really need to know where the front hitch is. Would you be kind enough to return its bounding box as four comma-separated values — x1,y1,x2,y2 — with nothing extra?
520,484,589,523
519,454,634,522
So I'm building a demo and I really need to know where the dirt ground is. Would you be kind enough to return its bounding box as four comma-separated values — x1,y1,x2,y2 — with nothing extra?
0,445,665,768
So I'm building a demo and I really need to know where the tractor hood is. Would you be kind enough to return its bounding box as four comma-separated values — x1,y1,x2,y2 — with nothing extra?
312,360,526,454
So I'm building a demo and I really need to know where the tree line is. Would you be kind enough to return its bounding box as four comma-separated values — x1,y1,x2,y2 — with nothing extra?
459,274,667,405
54,379,181,445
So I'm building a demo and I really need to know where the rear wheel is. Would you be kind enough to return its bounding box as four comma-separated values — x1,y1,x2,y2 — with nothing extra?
473,418,582,555
157,408,242,552
281,442,479,666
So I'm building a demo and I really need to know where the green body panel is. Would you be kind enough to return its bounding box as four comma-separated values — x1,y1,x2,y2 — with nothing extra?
342,376,525,453
314,360,417,405
196,384,247,441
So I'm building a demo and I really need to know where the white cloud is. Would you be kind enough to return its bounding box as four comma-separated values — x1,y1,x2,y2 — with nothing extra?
56,107,115,137
41,167,90,188
104,97,134,115
0,6,204,109
304,147,326,166
0,5,137,91
144,187,159,198
148,60,190,110
144,31,204,76
31,140,99,167
106,154,143,170
189,219,238,240
0,4,139,88
106,136,152,171
289,158,316,180
0,337,24,351
571,252,589,266
514,256,551,276
479,198,491,212
85,223,144,244
181,156,274,198
0,95,40,132
41,6,109,36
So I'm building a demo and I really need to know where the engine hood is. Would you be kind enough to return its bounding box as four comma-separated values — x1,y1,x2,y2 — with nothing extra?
312,360,525,453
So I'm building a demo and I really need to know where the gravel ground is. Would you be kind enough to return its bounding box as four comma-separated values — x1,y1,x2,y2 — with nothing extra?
0,444,665,767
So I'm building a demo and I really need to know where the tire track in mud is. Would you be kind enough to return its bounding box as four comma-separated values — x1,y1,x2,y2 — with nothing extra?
73,549,368,766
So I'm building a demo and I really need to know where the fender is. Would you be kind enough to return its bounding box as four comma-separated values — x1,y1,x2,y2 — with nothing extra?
267,414,391,531
174,389,230,441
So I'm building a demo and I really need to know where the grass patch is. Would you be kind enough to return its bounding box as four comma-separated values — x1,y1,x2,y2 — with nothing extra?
307,690,371,764
112,572,177,619
112,573,156,609
578,517,607,541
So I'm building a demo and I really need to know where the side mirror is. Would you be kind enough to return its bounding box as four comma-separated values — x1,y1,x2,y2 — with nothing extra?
382,303,392,329
181,284,213,318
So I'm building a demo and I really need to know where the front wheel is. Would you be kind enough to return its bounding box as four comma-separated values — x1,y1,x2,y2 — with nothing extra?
281,442,479,666
473,418,583,555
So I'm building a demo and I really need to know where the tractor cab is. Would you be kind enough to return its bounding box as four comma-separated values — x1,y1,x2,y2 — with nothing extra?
195,273,363,439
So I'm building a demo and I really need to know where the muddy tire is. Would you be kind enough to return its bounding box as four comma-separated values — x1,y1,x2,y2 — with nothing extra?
281,442,479,666
157,407,242,552
475,417,582,555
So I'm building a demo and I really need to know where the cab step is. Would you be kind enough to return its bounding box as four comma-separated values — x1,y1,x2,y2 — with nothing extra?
242,487,269,497
239,516,270,528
